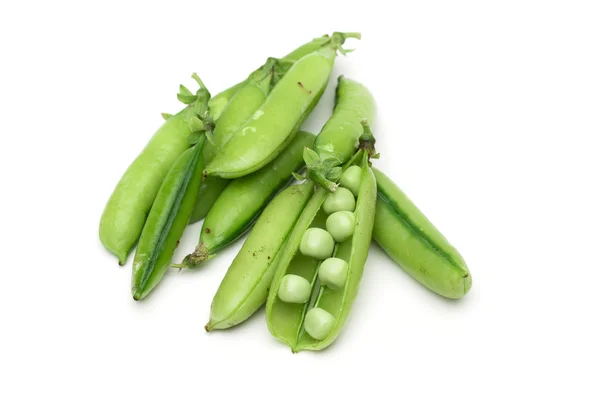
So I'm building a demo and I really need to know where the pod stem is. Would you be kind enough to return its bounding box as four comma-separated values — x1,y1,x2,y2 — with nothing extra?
358,119,378,160
171,242,213,269
330,32,362,55
308,171,339,193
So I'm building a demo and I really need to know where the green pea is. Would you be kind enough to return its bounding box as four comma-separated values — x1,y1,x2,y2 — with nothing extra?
322,187,356,215
339,165,362,197
303,307,335,340
278,275,312,304
299,228,335,260
326,211,355,242
318,258,348,289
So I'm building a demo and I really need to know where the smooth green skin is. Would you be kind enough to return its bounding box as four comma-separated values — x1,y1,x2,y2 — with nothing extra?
313,76,376,165
318,258,348,289
339,165,362,196
267,160,377,352
99,110,193,265
299,228,335,260
322,187,356,215
205,181,314,331
208,82,243,121
303,308,336,340
278,275,312,304
205,46,338,179
181,131,316,267
131,136,206,300
189,176,230,223
203,65,274,162
326,211,356,242
190,65,274,223
372,168,472,299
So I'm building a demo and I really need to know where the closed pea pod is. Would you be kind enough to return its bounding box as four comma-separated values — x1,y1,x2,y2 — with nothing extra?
190,59,279,223
190,33,351,222
205,181,314,331
99,75,209,265
306,76,377,192
372,168,472,299
266,152,377,352
204,33,360,179
207,31,350,121
131,135,208,301
176,131,316,268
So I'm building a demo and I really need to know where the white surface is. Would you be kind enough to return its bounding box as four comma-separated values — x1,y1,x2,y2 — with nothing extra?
1,1,599,398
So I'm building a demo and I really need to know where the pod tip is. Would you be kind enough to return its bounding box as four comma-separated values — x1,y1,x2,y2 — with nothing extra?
463,273,473,296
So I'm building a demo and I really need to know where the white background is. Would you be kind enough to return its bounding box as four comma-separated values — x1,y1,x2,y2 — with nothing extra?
1,1,599,398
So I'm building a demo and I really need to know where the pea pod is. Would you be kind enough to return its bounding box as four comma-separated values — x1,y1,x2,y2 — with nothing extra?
190,32,359,221
131,135,207,301
266,152,377,352
189,176,230,223
203,58,278,162
204,33,360,179
190,59,279,223
372,168,472,299
99,75,209,265
207,82,244,121
205,181,314,331
306,76,377,192
177,131,316,268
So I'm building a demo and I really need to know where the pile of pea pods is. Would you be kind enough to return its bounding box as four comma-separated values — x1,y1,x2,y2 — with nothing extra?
99,32,472,352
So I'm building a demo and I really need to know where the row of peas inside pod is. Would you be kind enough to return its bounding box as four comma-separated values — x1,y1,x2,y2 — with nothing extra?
266,151,377,352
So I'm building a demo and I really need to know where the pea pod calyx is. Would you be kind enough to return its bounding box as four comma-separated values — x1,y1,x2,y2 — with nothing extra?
307,120,377,192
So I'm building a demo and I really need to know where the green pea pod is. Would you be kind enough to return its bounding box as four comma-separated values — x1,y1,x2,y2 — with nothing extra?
307,76,377,192
372,168,472,299
266,152,377,352
190,33,358,222
190,59,278,224
203,58,277,162
205,181,314,331
131,136,207,301
177,131,316,268
208,82,244,121
189,176,230,223
99,75,210,265
207,31,354,121
205,33,360,179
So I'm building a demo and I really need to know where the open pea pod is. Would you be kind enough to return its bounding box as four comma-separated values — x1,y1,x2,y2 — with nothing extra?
266,152,377,352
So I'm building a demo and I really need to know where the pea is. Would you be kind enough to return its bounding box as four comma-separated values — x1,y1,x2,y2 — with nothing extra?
339,165,362,197
318,258,348,289
326,211,355,242
322,187,356,215
299,228,335,260
304,307,335,340
278,274,312,304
